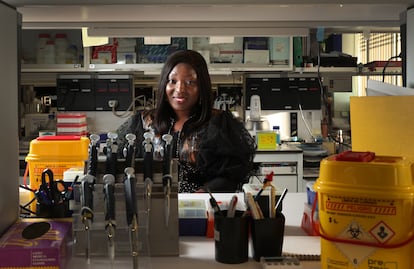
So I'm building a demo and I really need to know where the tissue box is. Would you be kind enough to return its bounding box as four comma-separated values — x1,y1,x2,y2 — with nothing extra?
0,218,72,269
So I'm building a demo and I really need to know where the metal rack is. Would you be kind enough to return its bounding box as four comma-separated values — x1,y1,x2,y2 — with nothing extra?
71,159,179,260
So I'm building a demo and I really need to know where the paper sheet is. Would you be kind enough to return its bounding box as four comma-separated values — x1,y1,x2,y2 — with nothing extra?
283,236,320,259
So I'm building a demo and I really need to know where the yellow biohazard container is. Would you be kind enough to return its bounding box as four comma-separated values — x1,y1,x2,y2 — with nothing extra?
314,151,414,269
25,135,89,213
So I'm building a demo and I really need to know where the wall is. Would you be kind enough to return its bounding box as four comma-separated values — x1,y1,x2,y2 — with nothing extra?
0,3,19,235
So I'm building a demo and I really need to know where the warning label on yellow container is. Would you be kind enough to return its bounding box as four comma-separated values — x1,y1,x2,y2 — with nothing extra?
326,198,397,216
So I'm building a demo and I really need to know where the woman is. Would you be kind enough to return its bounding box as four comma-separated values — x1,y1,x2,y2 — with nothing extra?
117,50,256,192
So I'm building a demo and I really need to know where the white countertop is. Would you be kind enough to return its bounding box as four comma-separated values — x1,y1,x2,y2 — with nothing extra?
68,193,321,269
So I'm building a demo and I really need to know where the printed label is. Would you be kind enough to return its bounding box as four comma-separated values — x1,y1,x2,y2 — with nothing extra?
322,195,400,267
367,259,398,269
214,229,220,241
326,201,396,216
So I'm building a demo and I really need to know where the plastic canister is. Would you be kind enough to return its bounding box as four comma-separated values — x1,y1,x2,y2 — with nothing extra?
55,33,69,64
314,150,414,269
65,44,78,64
36,33,51,64
43,40,56,64
25,135,89,213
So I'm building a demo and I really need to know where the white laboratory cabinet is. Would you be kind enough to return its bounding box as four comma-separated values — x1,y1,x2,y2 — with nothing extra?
252,145,303,192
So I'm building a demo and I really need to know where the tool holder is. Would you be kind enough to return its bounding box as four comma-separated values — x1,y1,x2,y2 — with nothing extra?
71,158,179,257
35,168,70,218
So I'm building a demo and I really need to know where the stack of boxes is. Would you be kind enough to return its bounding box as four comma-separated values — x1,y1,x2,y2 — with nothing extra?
56,112,87,136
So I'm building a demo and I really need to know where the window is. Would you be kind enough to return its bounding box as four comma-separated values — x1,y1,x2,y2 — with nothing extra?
355,33,402,96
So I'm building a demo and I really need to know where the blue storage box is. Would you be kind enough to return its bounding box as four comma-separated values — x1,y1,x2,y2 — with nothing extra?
178,199,207,236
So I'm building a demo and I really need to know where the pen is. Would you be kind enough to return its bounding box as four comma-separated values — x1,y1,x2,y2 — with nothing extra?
274,188,288,214
227,195,238,218
208,189,222,216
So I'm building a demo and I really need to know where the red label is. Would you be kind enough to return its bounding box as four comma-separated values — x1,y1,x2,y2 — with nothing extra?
326,201,396,215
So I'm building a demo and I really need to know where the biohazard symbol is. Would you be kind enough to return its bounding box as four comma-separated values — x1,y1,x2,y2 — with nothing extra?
347,223,363,239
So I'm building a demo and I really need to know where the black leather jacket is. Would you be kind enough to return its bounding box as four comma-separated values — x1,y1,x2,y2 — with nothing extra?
116,109,256,192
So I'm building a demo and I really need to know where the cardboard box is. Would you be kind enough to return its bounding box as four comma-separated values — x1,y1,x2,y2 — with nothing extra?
0,218,72,269
191,37,243,64
244,49,269,64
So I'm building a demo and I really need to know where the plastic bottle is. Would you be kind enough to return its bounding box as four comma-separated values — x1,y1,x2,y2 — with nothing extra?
36,33,51,64
37,112,56,136
44,113,56,133
65,44,78,64
273,126,281,146
55,33,69,64
43,40,56,64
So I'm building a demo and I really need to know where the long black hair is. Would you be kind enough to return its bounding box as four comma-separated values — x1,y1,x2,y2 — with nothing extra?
154,50,213,135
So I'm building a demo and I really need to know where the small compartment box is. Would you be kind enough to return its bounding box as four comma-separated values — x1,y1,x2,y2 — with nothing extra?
0,218,72,269
179,199,207,236
256,131,277,150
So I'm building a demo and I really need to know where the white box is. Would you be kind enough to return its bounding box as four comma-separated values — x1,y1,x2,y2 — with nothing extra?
117,52,136,64
244,49,269,64
24,113,50,137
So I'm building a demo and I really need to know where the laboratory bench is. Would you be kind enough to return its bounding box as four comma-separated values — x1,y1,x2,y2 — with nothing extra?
67,192,321,269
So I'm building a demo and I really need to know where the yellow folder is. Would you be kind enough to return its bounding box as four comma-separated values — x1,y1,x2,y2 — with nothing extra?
350,95,414,161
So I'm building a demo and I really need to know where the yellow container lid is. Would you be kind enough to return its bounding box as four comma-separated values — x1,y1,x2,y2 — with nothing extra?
25,135,89,162
315,150,414,199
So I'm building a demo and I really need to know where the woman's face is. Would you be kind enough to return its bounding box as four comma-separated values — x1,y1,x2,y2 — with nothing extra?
166,63,200,116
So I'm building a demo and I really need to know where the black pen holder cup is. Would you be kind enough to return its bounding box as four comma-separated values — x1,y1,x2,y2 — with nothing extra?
214,210,249,264
36,201,69,218
251,213,285,262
